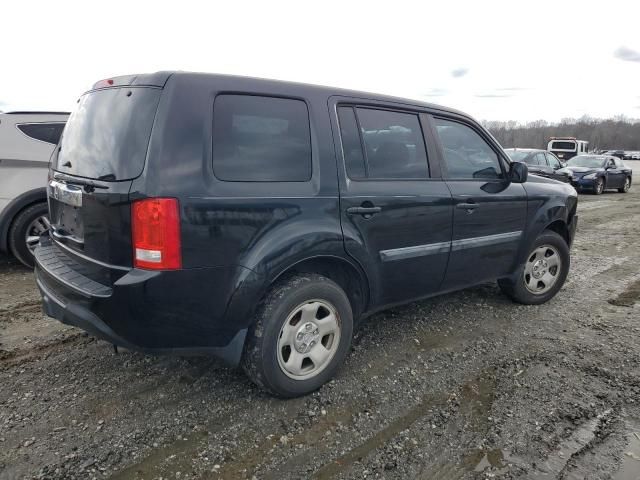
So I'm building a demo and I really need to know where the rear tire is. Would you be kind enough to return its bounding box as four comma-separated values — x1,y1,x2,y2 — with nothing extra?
593,177,604,195
241,274,353,398
618,177,631,193
8,202,49,268
499,230,570,305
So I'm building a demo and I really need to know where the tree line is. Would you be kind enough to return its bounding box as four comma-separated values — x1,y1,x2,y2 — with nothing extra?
482,116,640,151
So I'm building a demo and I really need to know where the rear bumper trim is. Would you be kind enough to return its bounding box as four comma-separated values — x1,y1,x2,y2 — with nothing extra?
35,241,113,298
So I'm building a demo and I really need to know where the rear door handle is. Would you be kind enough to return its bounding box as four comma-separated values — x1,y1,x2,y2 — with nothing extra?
346,206,382,216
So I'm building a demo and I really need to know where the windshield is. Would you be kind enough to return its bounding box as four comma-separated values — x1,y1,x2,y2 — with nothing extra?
566,156,605,168
550,141,576,151
54,87,161,181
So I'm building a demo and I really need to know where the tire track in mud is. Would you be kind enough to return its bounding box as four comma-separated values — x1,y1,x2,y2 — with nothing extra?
108,300,496,479
0,331,89,366
270,371,497,480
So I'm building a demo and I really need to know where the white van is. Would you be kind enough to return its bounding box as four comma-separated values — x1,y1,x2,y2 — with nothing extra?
547,137,589,161
0,111,68,266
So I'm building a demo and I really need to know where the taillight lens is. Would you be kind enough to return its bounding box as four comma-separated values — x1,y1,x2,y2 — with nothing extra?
131,198,182,270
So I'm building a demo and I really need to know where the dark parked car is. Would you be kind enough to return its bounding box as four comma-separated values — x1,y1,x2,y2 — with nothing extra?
35,72,578,397
604,150,626,160
504,148,573,183
565,155,632,194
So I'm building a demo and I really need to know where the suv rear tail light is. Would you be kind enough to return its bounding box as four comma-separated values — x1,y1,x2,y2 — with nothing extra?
132,198,182,270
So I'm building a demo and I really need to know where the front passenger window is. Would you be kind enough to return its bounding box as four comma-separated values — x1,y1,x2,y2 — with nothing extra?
434,118,504,180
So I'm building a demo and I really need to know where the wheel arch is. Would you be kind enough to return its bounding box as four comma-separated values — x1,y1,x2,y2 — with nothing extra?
269,255,370,321
544,219,570,246
0,187,47,253
512,192,575,275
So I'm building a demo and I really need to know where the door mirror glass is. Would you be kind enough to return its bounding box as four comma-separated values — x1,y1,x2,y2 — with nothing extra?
510,161,528,183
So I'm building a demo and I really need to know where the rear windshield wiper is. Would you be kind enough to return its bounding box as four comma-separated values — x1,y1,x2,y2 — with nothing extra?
53,173,109,190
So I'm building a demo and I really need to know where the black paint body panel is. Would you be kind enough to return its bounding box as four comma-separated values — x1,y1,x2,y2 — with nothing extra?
34,72,579,364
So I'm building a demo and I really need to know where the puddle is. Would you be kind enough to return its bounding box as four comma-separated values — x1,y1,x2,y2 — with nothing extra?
608,278,640,307
458,370,496,432
464,448,514,474
527,409,612,479
615,426,640,480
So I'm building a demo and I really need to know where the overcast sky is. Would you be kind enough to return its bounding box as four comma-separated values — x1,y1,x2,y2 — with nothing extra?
2,0,639,122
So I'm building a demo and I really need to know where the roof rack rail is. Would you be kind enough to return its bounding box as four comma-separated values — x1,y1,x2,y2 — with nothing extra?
4,111,70,115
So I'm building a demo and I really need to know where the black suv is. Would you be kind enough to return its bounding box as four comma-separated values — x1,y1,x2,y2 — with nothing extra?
35,72,578,397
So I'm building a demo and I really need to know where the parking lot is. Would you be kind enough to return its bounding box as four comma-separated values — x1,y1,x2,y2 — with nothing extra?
1,178,639,479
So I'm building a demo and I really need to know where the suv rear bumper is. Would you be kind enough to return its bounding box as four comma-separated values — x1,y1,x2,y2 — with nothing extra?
34,238,249,365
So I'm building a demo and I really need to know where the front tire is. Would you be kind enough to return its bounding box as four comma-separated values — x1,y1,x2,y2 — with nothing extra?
593,177,604,195
8,202,49,268
618,177,631,193
499,230,570,305
241,274,353,398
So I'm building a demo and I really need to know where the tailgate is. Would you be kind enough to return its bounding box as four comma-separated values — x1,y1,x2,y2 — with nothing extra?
48,176,134,267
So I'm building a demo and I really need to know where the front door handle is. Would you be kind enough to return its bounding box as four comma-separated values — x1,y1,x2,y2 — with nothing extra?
456,202,478,214
456,202,478,210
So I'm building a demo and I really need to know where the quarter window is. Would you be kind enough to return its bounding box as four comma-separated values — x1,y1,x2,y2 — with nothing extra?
17,122,65,145
337,106,429,180
434,118,504,180
212,95,312,182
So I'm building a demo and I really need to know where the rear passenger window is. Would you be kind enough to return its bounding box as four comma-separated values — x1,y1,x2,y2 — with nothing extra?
17,123,65,145
434,118,504,180
212,95,312,182
337,106,429,180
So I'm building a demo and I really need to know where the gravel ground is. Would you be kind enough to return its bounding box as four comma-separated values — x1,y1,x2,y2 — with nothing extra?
1,180,639,480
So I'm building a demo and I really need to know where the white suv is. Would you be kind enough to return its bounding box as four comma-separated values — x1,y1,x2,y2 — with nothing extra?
0,111,68,266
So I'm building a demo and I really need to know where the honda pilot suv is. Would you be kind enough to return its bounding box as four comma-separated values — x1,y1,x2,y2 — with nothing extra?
35,72,578,397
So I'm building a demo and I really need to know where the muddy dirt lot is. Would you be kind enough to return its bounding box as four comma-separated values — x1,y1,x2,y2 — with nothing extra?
1,185,640,480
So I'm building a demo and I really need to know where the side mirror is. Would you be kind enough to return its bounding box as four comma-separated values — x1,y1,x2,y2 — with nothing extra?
606,164,615,170
509,161,528,183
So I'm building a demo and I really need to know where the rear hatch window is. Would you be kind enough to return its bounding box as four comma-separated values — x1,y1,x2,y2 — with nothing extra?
551,141,576,151
53,87,161,180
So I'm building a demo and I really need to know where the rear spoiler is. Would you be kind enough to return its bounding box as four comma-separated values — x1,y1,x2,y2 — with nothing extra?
90,72,174,91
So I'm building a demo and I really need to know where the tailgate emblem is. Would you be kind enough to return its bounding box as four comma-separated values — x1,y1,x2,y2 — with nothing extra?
49,180,83,207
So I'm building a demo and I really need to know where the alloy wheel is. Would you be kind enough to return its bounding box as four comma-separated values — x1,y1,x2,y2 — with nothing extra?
277,300,341,380
595,178,604,194
25,215,48,255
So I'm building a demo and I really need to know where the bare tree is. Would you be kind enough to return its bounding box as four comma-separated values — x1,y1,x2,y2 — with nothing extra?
482,116,640,151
